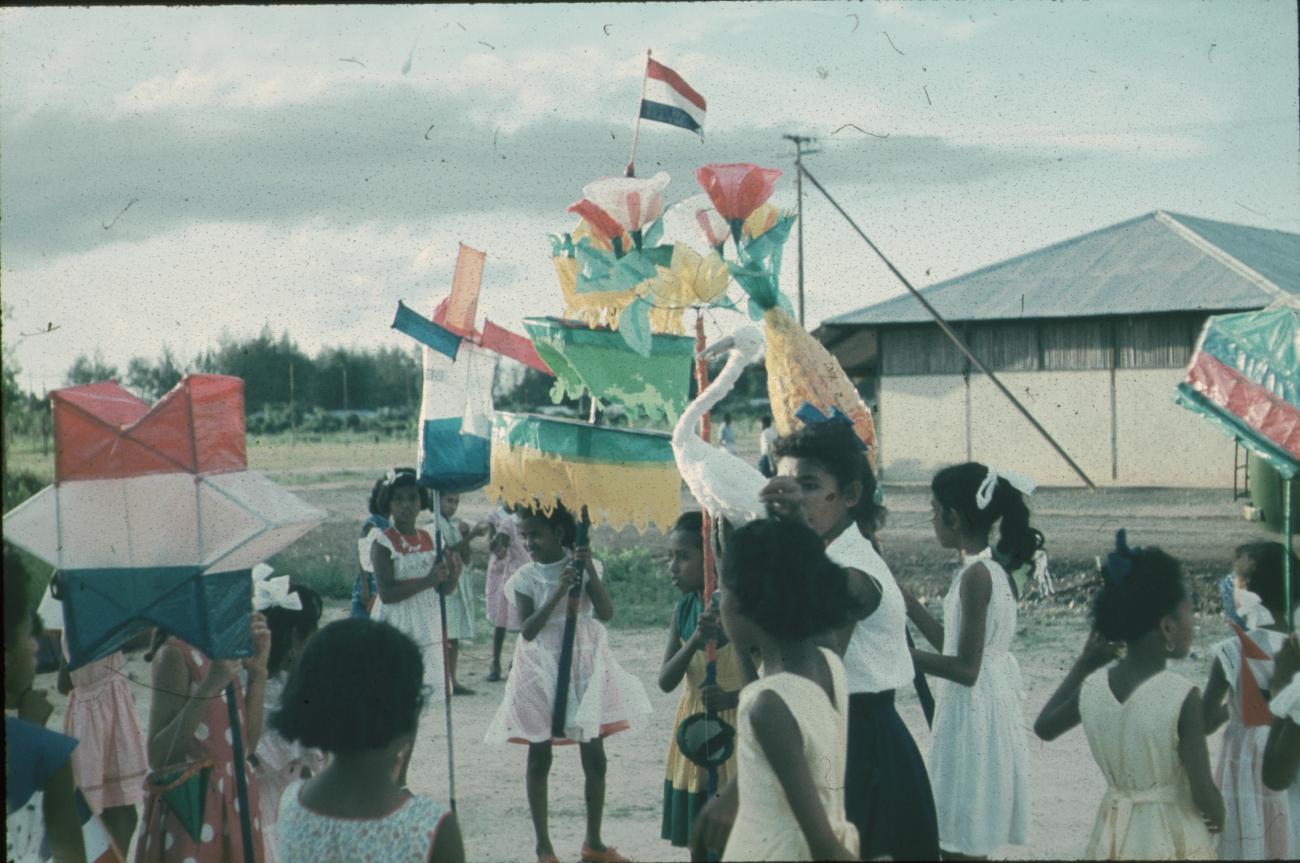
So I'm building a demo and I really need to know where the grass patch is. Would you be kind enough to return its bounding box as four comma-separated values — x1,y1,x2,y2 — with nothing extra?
602,546,677,632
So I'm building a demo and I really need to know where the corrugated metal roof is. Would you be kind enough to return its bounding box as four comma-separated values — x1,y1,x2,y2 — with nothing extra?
822,211,1300,327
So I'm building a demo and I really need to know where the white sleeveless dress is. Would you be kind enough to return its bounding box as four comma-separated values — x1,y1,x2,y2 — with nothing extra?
722,647,859,861
929,548,1031,856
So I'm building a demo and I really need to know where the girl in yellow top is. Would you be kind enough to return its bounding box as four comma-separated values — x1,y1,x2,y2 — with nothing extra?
658,511,742,848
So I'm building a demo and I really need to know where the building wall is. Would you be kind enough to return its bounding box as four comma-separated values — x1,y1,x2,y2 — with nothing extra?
878,368,1236,487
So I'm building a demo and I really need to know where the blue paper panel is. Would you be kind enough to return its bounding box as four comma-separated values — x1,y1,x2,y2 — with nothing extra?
60,567,253,670
392,301,461,360
419,416,490,493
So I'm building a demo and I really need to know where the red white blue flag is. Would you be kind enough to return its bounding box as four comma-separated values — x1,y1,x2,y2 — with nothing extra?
640,57,706,138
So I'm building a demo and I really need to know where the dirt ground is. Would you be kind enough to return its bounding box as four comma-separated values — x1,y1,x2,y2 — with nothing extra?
37,474,1273,862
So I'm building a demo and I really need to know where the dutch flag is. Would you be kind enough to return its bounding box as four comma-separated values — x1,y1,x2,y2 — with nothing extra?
640,57,706,138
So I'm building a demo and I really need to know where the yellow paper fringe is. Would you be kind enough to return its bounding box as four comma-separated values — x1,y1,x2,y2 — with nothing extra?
763,307,878,469
489,444,682,534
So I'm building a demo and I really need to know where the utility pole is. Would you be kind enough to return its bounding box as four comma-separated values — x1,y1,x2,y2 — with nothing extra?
289,361,296,446
342,364,349,413
782,134,819,326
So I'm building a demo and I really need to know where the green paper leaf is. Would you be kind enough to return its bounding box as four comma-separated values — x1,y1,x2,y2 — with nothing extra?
621,296,653,357
642,217,665,249
747,297,765,321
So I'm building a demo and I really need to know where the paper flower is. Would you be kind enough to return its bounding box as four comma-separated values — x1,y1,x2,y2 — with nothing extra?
569,172,671,238
695,206,730,249
695,163,783,222
743,203,779,240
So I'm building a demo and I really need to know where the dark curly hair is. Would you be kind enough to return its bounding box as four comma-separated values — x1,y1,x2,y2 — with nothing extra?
672,510,705,550
272,618,426,753
516,501,578,549
263,583,324,677
771,420,886,535
722,518,851,642
1235,541,1300,616
375,468,432,513
1092,540,1187,644
932,463,1044,575
367,477,389,517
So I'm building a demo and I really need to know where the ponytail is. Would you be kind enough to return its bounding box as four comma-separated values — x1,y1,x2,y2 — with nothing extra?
932,462,1045,573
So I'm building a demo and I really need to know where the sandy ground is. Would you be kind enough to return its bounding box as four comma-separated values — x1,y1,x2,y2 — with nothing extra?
41,595,1236,863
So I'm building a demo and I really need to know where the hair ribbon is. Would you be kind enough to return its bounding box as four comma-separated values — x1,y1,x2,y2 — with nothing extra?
795,401,867,453
253,564,303,612
1104,528,1139,585
975,465,1038,510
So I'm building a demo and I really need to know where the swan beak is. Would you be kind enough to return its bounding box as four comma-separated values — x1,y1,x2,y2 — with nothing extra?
699,336,736,361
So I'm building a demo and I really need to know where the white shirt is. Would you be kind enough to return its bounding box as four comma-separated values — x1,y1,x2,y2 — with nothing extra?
759,426,779,457
826,527,914,694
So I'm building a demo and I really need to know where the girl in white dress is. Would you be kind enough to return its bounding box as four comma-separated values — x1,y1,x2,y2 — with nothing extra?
694,517,858,862
904,462,1035,859
370,468,456,785
483,504,651,863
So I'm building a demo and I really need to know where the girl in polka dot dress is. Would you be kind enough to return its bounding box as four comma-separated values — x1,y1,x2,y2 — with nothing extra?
135,612,271,863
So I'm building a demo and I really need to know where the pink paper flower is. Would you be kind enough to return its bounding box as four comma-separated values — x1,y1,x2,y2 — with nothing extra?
694,206,729,249
695,163,783,222
567,199,626,243
570,172,671,237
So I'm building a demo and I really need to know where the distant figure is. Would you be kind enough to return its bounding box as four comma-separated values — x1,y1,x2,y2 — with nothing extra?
719,414,737,456
756,415,778,478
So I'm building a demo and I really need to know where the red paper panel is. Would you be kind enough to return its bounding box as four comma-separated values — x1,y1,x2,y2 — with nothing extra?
1186,352,1300,460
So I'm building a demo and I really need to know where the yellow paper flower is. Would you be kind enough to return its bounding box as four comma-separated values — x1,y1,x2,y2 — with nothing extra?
743,203,779,240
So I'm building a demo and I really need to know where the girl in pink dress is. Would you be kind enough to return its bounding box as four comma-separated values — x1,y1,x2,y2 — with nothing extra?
473,502,530,681
59,639,149,856
483,504,651,863
135,613,271,863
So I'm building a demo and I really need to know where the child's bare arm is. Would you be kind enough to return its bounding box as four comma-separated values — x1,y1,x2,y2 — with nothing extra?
1177,686,1225,834
750,691,855,861
659,616,695,693
371,543,442,604
428,810,466,863
43,761,87,863
577,550,614,621
900,583,945,650
909,564,991,687
1200,659,1230,733
690,777,738,860
1034,630,1118,740
1263,636,1300,790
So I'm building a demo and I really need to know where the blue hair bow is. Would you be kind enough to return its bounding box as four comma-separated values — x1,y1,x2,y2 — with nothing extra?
1105,529,1140,585
795,402,867,453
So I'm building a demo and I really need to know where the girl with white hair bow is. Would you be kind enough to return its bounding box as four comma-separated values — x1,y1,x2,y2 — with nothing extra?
903,462,1042,860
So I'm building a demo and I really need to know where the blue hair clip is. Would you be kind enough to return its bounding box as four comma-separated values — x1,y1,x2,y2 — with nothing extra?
1105,529,1140,585
795,401,868,454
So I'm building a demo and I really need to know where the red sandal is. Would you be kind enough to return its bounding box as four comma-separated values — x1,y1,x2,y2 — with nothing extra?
580,845,631,863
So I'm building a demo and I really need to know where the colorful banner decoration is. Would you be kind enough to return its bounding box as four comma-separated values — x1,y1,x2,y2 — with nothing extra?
640,56,707,138
524,316,696,424
2,376,324,668
489,411,681,533
393,245,555,493
1176,303,1300,478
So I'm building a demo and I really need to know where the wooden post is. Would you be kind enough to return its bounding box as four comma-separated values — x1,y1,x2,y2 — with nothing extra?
624,50,651,178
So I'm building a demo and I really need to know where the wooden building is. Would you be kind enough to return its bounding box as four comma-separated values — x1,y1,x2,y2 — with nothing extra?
816,211,1300,486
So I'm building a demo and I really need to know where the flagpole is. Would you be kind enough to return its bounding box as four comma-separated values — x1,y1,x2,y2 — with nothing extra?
625,49,651,178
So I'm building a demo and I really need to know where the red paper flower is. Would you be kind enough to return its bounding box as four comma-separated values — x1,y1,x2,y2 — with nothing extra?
567,199,626,243
695,163,783,222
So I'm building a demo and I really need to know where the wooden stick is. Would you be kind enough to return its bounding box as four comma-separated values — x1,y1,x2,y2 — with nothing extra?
625,50,651,178
433,490,458,811
551,505,592,738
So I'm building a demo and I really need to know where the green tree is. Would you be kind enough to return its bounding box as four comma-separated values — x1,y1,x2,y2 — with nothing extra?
126,345,184,400
65,350,120,386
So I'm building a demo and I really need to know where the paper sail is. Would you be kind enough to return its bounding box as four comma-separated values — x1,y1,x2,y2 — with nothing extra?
2,375,325,668
1175,303,1300,478
489,411,681,533
523,316,696,424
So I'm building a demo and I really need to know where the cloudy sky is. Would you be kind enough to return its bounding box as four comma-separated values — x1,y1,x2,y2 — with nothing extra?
2,1,1297,394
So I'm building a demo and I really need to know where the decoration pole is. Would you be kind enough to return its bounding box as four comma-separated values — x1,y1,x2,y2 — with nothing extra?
1285,479,1293,631
224,682,258,863
694,312,722,803
551,506,592,738
433,490,458,811
624,50,651,178
798,162,1098,490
